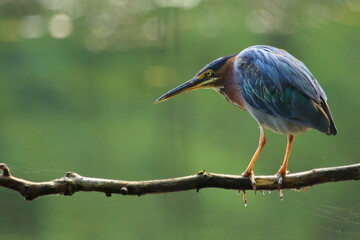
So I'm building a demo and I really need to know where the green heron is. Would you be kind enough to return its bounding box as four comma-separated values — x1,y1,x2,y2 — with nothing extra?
155,45,337,186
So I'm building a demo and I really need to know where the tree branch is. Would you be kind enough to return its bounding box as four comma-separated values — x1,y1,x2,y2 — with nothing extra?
0,163,359,201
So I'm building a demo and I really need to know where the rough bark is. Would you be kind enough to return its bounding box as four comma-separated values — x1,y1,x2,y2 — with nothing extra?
0,163,359,201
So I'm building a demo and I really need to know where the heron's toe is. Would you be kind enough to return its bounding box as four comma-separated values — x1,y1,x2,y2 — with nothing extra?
275,170,289,200
275,170,289,187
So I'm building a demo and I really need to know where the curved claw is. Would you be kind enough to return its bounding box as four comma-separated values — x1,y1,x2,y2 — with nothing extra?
275,170,289,200
276,174,283,188
275,175,284,200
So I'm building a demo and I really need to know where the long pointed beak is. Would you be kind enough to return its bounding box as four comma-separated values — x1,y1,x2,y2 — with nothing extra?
154,77,204,104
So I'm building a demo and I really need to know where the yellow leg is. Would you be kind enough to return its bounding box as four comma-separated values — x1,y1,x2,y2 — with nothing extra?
242,126,266,177
277,134,295,177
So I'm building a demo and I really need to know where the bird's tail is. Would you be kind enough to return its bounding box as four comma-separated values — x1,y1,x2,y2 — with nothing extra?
327,117,337,136
320,100,337,136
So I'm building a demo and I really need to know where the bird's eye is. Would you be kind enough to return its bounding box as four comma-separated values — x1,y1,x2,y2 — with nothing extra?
205,69,213,77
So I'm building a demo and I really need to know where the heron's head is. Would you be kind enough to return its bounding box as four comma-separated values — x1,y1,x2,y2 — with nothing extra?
154,54,237,103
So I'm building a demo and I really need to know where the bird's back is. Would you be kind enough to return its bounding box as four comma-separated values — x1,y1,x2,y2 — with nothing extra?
235,45,337,135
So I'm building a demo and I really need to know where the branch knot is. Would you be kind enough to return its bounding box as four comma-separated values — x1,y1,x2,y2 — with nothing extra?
0,163,11,177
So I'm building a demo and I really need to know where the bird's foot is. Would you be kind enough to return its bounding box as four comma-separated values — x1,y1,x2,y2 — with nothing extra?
241,171,256,190
276,170,289,186
275,170,289,200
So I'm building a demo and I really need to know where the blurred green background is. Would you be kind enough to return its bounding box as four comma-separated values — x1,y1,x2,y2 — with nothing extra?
0,0,359,239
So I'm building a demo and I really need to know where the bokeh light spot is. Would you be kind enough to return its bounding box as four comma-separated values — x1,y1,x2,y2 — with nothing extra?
20,15,46,39
48,14,73,39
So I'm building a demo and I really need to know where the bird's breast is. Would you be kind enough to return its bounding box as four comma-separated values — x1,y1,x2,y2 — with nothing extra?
217,84,247,111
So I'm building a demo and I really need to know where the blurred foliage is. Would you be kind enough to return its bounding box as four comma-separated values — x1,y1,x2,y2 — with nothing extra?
0,0,359,239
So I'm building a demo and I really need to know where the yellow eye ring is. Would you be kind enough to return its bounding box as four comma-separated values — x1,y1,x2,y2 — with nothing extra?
205,69,213,77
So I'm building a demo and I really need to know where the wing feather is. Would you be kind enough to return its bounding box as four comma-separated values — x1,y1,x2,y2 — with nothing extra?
235,45,336,134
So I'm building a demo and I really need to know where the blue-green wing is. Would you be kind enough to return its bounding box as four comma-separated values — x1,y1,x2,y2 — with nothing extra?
235,45,335,134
